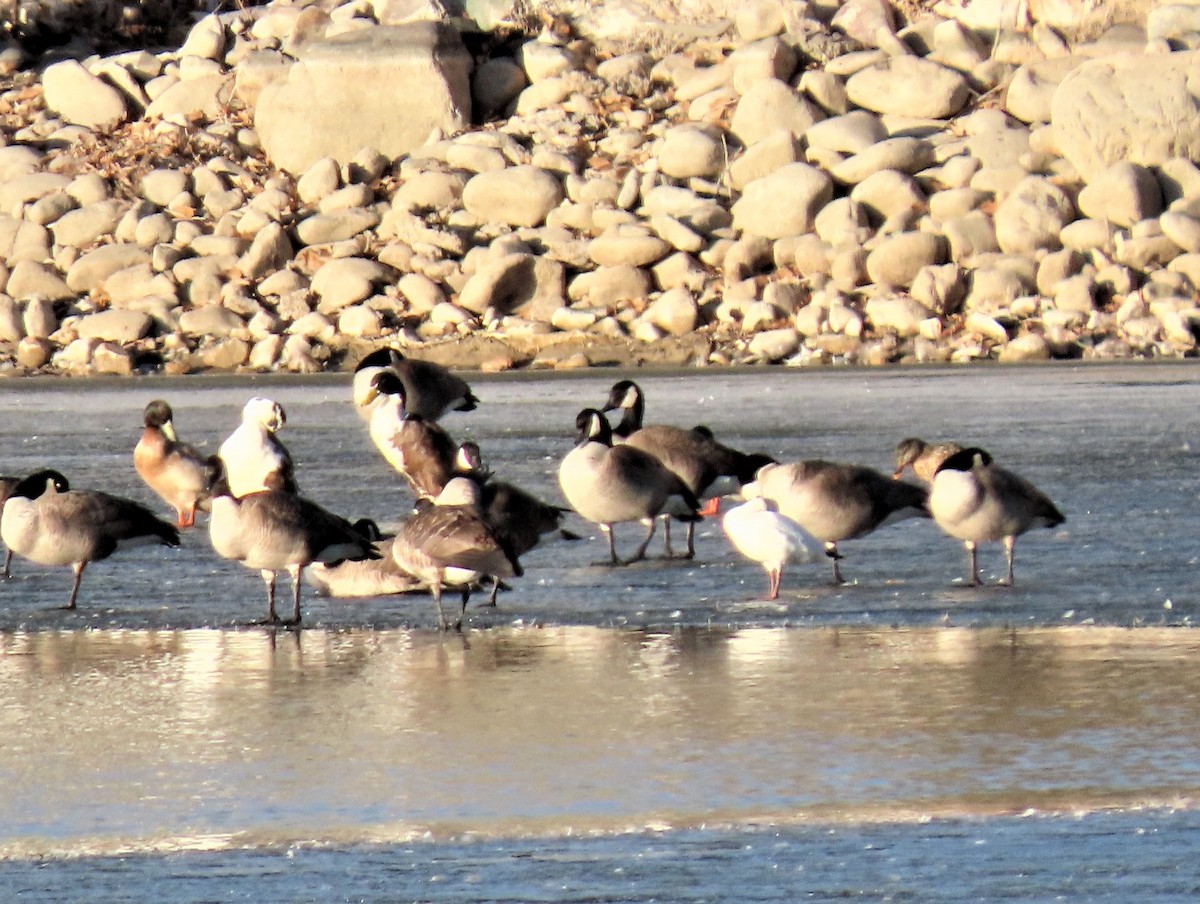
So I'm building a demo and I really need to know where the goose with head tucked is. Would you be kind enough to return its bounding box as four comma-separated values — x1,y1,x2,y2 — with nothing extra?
134,399,214,527
307,518,423,598
600,380,775,558
391,477,523,630
353,347,478,423
0,469,180,610
722,482,818,600
362,370,459,500
750,460,928,584
558,408,701,565
217,397,297,498
205,465,380,624
929,446,1065,586
893,437,964,484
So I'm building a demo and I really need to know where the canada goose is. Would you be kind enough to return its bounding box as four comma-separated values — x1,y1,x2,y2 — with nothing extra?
0,475,20,578
558,408,701,565
306,519,423,598
206,468,380,624
722,487,818,600
362,371,459,500
455,441,576,604
929,447,1065,586
217,397,297,498
600,380,775,557
750,460,928,584
134,399,213,527
0,469,180,610
893,437,964,483
352,347,479,422
391,477,523,630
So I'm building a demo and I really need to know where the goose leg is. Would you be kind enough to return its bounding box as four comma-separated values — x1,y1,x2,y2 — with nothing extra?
601,524,620,565
64,560,86,610
661,515,674,558
683,521,696,560
261,569,278,623
1001,536,1016,586
432,580,448,631
825,543,844,585
767,566,782,601
288,564,303,625
629,518,657,563
487,576,501,607
456,586,470,632
964,541,980,586
179,505,196,528
2,548,11,579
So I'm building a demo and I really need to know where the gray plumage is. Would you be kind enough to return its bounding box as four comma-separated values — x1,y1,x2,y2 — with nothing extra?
207,477,379,624
391,477,522,630
0,469,180,609
929,447,1065,586
558,408,701,565
751,460,928,584
601,379,773,557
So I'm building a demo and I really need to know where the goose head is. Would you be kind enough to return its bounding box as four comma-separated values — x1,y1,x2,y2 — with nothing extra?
12,469,70,500
934,447,993,475
455,441,492,482
893,437,927,479
354,347,403,374
242,397,286,433
601,379,643,412
143,399,178,440
363,371,410,416
573,408,613,448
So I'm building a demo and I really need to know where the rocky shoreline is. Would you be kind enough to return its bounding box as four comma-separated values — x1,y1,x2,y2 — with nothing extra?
0,0,1195,377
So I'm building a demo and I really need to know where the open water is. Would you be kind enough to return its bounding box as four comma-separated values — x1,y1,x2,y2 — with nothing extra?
0,362,1197,900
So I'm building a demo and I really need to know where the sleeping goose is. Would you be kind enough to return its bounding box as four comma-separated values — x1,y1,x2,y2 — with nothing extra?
750,460,928,584
722,483,818,600
352,347,479,423
893,437,964,484
391,477,522,630
558,408,701,565
206,466,380,624
362,371,459,500
217,397,297,498
307,518,423,599
134,399,213,527
600,380,775,558
455,441,575,604
1,469,180,610
929,446,1065,586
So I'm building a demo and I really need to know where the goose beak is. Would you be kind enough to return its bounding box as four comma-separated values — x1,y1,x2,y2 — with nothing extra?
892,468,904,480
362,386,380,405
162,421,178,443
699,497,720,517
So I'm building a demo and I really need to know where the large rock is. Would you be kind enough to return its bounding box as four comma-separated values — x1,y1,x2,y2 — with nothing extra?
1052,51,1200,181
255,23,471,173
42,60,127,131
844,57,970,119
732,163,833,239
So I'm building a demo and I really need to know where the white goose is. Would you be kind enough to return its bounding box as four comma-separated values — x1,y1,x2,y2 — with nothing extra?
722,485,818,600
217,397,297,498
